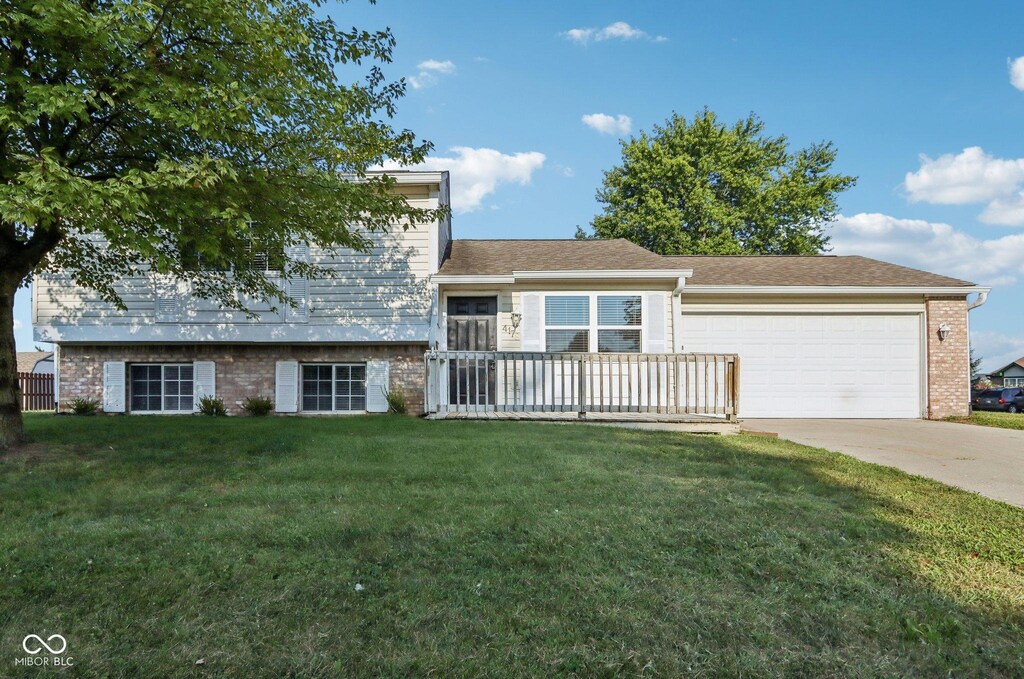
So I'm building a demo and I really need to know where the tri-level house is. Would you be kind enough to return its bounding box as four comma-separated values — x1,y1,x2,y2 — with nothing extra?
34,170,988,421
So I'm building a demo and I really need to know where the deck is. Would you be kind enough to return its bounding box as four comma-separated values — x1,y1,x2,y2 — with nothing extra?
424,350,741,431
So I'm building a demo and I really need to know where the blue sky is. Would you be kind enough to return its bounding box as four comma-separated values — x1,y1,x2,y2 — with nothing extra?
14,0,1024,370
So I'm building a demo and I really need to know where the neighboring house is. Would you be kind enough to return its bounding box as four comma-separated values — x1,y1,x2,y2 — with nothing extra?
33,170,988,420
990,358,1024,387
16,351,54,374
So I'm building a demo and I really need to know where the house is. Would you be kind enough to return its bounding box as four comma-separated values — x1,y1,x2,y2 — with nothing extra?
989,358,1024,387
16,351,54,374
33,170,988,420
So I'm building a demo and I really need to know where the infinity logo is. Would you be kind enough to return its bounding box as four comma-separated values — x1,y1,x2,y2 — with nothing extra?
22,634,67,655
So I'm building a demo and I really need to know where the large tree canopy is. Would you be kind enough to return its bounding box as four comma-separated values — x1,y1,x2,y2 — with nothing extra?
579,109,856,255
0,0,439,446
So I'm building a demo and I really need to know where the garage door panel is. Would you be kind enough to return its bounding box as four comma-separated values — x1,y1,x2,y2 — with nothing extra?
681,312,921,418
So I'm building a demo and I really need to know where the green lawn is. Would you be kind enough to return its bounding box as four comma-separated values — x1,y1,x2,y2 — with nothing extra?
2,415,1022,677
948,411,1024,430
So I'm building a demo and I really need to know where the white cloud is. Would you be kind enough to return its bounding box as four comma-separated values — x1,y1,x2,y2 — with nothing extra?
562,22,666,45
13,319,22,331
407,59,456,89
418,59,455,74
581,113,632,135
1010,56,1024,91
829,212,1024,286
380,147,545,212
970,330,1024,373
979,193,1024,226
904,147,1024,225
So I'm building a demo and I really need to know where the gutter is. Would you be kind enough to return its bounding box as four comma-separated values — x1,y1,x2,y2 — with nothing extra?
682,285,990,296
432,269,693,285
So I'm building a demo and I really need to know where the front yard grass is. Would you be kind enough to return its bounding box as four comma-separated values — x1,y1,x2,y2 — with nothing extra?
947,410,1024,430
2,414,1022,677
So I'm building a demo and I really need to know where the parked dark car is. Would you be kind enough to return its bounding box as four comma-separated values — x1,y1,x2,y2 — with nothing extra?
973,388,1024,413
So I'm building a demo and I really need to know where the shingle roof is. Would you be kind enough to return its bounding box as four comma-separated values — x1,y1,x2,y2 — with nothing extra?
437,239,976,287
17,351,51,373
665,255,975,287
994,357,1024,374
437,239,673,275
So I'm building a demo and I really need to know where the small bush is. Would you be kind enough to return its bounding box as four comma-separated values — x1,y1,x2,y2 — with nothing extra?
385,389,407,415
242,396,274,416
197,396,227,416
68,397,100,416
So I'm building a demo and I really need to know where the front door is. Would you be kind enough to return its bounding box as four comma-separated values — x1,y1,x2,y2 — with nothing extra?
447,297,497,406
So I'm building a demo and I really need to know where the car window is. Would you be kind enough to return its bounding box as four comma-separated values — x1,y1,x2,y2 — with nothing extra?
979,390,1002,397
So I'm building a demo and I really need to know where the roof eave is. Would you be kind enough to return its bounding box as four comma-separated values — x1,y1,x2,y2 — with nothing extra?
682,285,989,295
433,269,694,284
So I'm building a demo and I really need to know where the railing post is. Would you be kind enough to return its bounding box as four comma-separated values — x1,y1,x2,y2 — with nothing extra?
577,355,586,418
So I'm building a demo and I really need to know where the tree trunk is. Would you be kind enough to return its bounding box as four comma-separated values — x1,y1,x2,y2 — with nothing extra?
0,282,24,450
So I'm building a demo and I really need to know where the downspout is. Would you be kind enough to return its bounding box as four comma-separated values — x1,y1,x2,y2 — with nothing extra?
964,290,989,411
671,276,686,353
426,283,440,350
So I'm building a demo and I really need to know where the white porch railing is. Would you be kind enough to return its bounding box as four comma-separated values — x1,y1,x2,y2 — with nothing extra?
424,351,740,420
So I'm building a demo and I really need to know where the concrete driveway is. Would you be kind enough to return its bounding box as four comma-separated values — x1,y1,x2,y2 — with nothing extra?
744,419,1024,508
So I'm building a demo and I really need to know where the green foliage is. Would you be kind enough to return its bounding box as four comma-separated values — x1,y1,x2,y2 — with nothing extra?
0,0,440,308
580,109,857,255
242,395,273,417
67,397,99,415
970,349,983,380
385,389,407,414
197,396,226,417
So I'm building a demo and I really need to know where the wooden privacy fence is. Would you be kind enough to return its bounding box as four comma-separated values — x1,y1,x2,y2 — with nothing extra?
18,372,55,411
425,351,740,420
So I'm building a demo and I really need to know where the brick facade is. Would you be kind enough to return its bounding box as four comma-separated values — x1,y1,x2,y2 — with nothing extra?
925,297,970,419
58,344,427,416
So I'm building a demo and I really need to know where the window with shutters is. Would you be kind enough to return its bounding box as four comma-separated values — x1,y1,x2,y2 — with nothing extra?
301,364,367,412
543,294,642,353
180,235,284,273
129,364,194,413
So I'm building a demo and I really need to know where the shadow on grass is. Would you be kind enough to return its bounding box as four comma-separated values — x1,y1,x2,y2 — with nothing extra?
1,414,1022,677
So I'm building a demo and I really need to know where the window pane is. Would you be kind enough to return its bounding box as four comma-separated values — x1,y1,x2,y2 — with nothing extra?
333,363,366,412
598,295,642,326
546,329,589,352
301,365,332,411
545,296,589,326
598,329,641,353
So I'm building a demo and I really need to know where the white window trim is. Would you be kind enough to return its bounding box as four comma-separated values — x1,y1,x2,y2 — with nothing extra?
129,363,196,415
1004,377,1023,387
300,362,368,414
541,292,644,353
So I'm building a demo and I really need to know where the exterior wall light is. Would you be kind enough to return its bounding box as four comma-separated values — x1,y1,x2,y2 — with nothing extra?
510,312,522,331
937,323,951,341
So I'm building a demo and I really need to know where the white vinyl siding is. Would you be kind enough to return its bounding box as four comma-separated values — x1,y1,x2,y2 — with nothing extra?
32,180,444,344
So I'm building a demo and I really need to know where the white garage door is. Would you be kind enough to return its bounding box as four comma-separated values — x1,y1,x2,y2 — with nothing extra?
680,314,922,418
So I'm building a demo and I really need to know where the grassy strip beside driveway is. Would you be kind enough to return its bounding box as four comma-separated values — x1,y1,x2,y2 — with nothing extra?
947,411,1024,430
2,415,1022,677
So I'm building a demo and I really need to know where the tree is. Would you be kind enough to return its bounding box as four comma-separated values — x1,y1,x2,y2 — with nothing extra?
0,0,440,448
970,349,983,381
579,109,856,255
